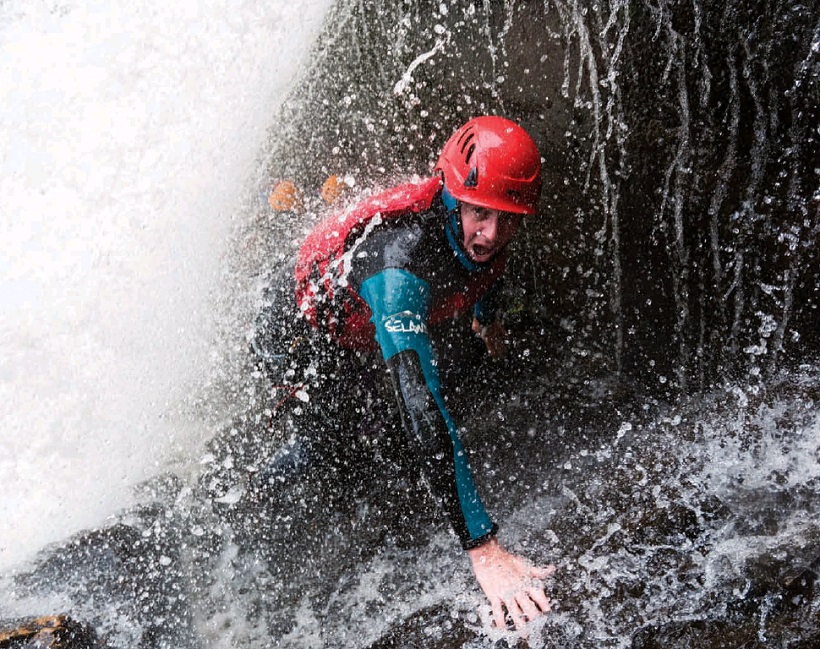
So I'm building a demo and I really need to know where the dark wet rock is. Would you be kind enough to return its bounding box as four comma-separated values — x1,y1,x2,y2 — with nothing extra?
0,615,103,649
632,502,703,546
632,547,820,649
780,554,819,606
727,548,820,620
362,605,539,649
631,619,765,649
11,507,198,649
633,607,820,649
4,368,820,648
364,605,478,649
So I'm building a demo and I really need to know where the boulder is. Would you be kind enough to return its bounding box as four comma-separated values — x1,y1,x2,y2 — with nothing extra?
0,615,103,649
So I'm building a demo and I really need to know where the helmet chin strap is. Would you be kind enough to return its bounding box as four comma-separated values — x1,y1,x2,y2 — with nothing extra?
441,184,459,212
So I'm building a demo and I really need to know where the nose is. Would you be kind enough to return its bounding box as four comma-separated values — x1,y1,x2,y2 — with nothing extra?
479,214,498,243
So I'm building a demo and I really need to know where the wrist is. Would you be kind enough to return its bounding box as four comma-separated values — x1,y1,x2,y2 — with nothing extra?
466,534,500,562
462,523,499,552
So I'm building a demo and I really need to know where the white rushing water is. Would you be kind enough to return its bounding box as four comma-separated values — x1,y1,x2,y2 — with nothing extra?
0,0,332,573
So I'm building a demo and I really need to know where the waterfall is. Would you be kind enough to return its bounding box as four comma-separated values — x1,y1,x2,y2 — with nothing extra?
0,0,332,573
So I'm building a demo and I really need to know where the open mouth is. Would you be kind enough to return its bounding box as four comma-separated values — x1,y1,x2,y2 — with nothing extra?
471,244,494,258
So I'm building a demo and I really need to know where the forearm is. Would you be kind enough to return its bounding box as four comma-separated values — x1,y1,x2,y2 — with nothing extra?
385,349,497,548
359,268,496,548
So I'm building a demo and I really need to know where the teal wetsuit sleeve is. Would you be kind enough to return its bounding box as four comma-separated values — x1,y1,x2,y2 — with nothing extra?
360,268,497,548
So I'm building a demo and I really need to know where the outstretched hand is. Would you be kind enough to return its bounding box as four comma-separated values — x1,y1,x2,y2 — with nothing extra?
467,537,556,631
472,318,508,359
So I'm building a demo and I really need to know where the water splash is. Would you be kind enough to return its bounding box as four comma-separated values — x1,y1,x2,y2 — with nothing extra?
0,0,332,572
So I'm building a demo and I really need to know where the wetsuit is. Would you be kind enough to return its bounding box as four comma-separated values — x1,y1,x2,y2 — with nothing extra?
276,177,504,549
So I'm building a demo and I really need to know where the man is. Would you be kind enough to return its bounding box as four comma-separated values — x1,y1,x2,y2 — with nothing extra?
253,116,555,630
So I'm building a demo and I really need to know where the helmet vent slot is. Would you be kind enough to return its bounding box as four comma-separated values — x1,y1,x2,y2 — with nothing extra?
457,127,475,148
464,143,476,165
460,133,475,155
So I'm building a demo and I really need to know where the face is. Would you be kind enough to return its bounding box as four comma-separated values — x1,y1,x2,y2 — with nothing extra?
460,203,522,263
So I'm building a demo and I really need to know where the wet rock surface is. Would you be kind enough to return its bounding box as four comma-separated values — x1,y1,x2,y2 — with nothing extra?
362,605,479,649
0,615,103,649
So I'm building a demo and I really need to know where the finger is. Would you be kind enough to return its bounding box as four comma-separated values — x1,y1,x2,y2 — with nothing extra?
531,563,557,579
505,597,527,630
490,598,506,630
516,592,543,622
527,586,553,613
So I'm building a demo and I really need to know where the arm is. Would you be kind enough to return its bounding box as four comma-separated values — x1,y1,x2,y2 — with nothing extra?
473,278,509,358
359,268,496,547
360,269,555,629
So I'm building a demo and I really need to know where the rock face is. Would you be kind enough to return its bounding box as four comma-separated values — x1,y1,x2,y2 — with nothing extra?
362,605,478,649
632,620,767,649
631,554,820,649
0,616,102,649
251,0,820,392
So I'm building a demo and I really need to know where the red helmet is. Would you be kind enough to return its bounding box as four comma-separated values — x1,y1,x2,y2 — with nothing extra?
435,116,542,215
